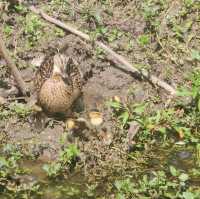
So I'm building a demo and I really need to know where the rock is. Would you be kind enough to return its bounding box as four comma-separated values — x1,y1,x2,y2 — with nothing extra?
176,151,192,160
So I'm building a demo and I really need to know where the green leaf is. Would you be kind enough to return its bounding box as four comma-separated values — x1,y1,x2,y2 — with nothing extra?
169,166,178,177
116,193,125,199
179,173,189,182
107,101,121,109
0,157,8,168
137,34,150,46
182,191,195,199
119,111,129,126
133,103,146,114
191,50,200,61
176,87,192,97
198,99,200,111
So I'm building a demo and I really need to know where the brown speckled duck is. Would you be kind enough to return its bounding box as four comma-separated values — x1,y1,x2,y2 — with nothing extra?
34,53,82,117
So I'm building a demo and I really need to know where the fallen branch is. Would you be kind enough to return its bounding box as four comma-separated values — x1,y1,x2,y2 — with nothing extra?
0,29,28,96
29,6,177,96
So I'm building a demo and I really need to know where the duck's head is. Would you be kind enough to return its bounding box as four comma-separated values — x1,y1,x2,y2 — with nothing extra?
52,54,73,80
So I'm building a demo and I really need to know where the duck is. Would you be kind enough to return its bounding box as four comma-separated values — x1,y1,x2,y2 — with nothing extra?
34,53,82,117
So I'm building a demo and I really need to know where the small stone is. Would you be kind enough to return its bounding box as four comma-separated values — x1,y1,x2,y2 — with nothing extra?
176,151,192,160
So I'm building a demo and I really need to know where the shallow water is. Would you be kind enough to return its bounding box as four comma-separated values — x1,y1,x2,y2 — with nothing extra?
0,145,199,199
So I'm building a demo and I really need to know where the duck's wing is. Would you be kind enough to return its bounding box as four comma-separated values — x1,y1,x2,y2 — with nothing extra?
34,54,54,92
67,57,83,91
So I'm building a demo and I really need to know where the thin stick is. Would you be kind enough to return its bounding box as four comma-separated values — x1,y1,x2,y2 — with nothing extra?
29,6,177,96
0,30,28,96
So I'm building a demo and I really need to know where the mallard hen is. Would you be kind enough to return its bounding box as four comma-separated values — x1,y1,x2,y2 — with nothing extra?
34,53,82,116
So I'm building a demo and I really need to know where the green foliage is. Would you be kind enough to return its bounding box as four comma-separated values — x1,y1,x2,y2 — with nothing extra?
184,0,194,8
142,0,165,30
85,184,98,197
95,46,106,59
0,144,41,198
172,20,193,40
14,4,27,13
51,0,69,7
3,24,13,37
108,92,200,144
114,178,134,199
0,102,32,119
107,28,124,42
24,14,44,46
196,144,200,167
90,26,108,41
54,27,65,37
107,98,147,128
137,34,150,46
114,168,200,198
43,162,62,178
0,144,23,178
59,144,79,164
191,50,200,61
9,102,32,118
43,144,80,178
177,70,200,111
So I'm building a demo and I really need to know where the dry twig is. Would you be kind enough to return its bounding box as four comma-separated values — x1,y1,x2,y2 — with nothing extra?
29,6,177,96
0,29,28,96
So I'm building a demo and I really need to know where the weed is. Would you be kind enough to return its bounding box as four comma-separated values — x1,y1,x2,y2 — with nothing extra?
24,14,44,46
114,167,200,198
107,28,123,42
85,184,98,197
108,94,199,144
114,178,134,199
9,102,32,118
95,46,106,59
3,24,13,37
191,50,200,61
43,162,62,178
14,4,27,13
137,34,150,46
196,144,200,167
0,144,41,198
43,144,80,178
177,70,200,111
54,27,65,37
142,0,165,30
0,102,32,119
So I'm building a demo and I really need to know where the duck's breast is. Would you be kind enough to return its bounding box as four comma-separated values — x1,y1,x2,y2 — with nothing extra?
38,78,73,114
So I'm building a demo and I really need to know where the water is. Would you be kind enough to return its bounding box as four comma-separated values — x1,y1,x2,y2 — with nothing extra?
0,145,199,198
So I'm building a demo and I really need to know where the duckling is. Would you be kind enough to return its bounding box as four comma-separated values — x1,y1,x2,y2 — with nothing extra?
34,53,82,117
